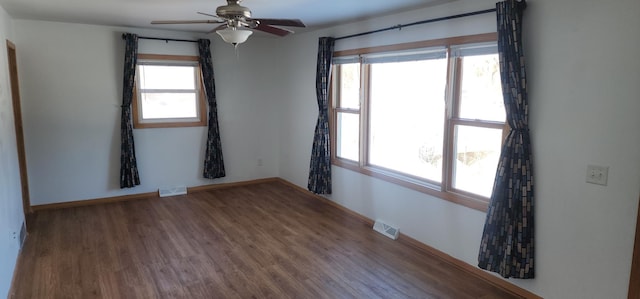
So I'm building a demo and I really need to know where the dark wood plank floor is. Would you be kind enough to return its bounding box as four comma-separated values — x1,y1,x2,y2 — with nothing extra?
10,181,520,298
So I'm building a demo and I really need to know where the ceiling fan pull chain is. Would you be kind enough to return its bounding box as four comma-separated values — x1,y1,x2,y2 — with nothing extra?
235,44,240,60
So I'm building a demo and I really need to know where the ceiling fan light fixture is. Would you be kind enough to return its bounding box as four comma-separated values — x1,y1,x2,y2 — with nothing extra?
216,27,253,45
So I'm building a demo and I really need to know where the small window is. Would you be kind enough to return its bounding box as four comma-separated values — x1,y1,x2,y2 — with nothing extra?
450,51,505,198
133,54,207,129
334,62,361,162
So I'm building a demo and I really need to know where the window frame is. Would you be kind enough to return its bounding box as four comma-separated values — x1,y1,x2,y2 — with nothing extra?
132,54,207,129
329,33,504,212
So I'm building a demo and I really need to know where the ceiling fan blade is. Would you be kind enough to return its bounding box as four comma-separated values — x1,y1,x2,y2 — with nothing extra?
151,20,224,25
208,24,228,34
255,23,293,37
252,18,305,27
197,12,221,19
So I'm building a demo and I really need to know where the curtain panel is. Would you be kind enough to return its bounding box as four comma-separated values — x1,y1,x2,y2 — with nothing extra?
119,33,141,188
478,0,534,279
198,39,226,179
308,37,335,194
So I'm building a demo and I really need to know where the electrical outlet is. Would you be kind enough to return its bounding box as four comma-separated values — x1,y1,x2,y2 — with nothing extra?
586,165,609,186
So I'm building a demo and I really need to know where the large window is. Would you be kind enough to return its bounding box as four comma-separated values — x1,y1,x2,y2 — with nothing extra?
330,33,505,211
133,54,207,129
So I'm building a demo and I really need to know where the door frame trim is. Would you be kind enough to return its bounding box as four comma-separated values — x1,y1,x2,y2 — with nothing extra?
6,40,31,217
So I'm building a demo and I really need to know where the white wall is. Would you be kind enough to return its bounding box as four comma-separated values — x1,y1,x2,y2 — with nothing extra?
524,0,640,297
14,20,281,205
274,0,640,298
0,5,25,298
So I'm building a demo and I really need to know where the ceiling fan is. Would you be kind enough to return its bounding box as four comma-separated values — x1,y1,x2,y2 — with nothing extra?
151,0,306,46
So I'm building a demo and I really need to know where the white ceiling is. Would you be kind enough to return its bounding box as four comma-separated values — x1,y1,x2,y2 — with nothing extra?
0,0,451,34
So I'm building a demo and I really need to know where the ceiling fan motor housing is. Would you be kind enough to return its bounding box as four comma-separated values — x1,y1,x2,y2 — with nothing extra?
216,0,251,19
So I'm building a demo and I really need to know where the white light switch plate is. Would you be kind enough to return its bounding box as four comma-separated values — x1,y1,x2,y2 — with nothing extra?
586,165,608,186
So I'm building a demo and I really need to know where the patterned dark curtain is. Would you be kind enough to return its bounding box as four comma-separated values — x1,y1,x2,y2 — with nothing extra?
478,0,533,279
308,37,335,194
119,33,141,188
198,39,226,179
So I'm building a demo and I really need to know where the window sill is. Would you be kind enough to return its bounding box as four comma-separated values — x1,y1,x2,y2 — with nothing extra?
332,159,489,212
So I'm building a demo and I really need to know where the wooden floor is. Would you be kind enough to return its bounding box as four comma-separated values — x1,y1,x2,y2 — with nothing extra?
11,181,521,299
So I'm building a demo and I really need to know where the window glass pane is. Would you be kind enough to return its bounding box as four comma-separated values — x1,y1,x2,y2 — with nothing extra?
336,112,359,161
368,59,447,182
459,54,505,122
138,65,196,90
452,125,503,197
338,63,360,109
140,92,198,119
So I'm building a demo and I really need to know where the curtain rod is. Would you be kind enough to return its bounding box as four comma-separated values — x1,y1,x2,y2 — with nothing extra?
335,8,497,41
121,34,198,43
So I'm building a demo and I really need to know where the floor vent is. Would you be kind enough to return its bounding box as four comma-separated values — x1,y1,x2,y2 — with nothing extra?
158,186,187,197
373,220,399,240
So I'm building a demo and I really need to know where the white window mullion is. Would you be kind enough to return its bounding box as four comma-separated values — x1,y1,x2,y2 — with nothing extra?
359,63,369,168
